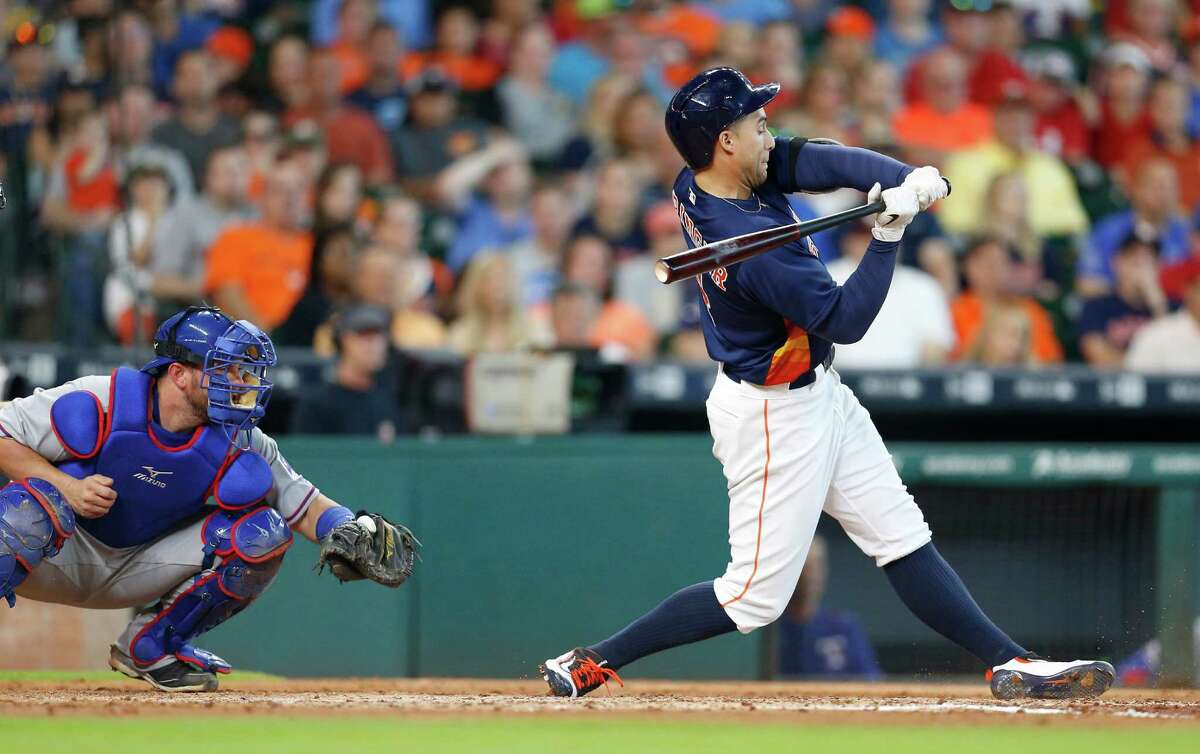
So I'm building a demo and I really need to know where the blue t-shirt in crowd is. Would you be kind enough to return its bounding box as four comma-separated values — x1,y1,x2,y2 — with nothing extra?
1077,294,1154,352
445,196,533,273
1078,210,1191,284
776,608,883,679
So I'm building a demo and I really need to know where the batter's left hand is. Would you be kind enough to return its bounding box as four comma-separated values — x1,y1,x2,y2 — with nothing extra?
901,166,949,211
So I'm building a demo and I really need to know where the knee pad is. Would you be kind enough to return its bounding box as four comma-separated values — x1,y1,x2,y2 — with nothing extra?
130,506,291,668
0,479,75,607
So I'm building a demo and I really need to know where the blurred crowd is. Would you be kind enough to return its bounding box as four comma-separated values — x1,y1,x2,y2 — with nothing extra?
3,0,1200,380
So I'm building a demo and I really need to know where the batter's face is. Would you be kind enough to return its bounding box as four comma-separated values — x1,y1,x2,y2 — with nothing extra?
724,108,774,187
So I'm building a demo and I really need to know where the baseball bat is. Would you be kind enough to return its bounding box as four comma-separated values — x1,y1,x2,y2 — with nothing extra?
655,178,951,285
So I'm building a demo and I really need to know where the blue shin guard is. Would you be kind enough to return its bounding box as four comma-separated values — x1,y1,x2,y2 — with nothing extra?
128,506,291,672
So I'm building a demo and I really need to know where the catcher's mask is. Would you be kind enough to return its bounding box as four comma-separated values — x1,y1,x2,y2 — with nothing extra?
142,306,277,449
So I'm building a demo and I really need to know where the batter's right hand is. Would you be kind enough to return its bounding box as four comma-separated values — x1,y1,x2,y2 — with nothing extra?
867,183,919,243
64,474,117,518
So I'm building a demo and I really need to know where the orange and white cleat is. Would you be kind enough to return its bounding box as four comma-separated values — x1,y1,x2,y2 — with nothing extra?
540,647,624,698
988,653,1115,700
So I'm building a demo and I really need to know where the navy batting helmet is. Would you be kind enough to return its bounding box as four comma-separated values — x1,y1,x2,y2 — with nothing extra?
665,67,780,170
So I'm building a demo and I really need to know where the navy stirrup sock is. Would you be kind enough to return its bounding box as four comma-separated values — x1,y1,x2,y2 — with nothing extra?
590,581,737,670
884,542,1025,667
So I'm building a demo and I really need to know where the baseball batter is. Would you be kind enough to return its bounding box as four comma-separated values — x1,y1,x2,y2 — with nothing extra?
0,306,416,691
541,68,1114,700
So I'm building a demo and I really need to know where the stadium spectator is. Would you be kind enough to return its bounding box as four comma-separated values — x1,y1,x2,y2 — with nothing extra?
402,5,501,93
151,50,241,187
775,64,855,147
1092,43,1153,169
241,111,281,204
903,4,1026,108
1025,49,1090,164
557,234,656,362
853,62,902,146
509,182,575,309
892,49,993,162
952,238,1064,364
549,13,670,107
326,0,374,95
440,139,534,273
145,0,220,99
290,303,405,441
940,85,1088,239
109,8,155,94
1110,0,1181,72
1126,259,1200,372
283,51,393,186
827,220,955,369
39,108,119,346
750,20,804,109
448,253,535,354
103,162,172,344
562,72,639,168
347,22,409,134
149,145,255,313
573,159,649,259
276,223,359,348
108,83,194,201
1119,77,1200,213
341,247,447,352
823,6,875,80
873,0,942,75
1077,158,1191,296
612,88,671,173
59,15,111,101
203,159,311,330
480,0,545,69
775,536,882,680
370,193,453,314
1077,234,1167,368
313,163,365,236
613,200,688,337
391,67,491,205
206,26,255,116
960,302,1037,367
549,282,602,352
497,23,576,166
709,20,758,75
0,25,56,157
267,35,310,114
310,0,433,52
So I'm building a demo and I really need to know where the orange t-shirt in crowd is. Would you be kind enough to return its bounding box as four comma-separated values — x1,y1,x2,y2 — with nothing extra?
204,222,313,330
401,53,501,92
950,292,1063,363
591,301,657,361
329,41,371,94
1119,137,1200,212
892,103,994,153
63,149,119,212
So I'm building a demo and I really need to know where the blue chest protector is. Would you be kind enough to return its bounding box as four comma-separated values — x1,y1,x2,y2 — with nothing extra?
52,367,274,548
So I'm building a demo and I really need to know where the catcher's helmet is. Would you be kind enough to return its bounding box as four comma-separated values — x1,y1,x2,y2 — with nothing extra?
142,306,277,449
665,67,780,170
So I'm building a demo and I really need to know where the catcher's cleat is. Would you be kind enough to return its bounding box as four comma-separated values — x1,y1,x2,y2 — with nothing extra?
988,653,1115,700
108,645,220,693
540,647,623,698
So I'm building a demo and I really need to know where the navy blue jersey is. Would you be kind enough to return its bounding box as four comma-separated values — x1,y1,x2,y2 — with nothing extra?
671,139,913,385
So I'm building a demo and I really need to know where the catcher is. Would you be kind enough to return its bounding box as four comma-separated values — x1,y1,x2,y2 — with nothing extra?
0,306,417,691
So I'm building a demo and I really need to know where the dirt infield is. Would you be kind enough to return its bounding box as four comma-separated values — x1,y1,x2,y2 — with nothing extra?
3,677,1199,727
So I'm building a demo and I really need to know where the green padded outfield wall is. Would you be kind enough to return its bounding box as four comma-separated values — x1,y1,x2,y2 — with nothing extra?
204,438,1200,681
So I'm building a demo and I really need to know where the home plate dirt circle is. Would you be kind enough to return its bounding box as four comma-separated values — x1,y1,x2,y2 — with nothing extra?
2,679,1199,726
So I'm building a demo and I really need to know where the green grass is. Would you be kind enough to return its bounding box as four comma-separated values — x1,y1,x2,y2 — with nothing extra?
0,669,281,682
0,718,1196,754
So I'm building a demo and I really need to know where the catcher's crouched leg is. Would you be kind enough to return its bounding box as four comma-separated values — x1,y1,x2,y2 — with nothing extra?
0,479,76,607
125,506,292,673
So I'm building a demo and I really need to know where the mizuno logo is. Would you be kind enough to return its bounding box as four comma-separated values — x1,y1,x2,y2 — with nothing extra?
133,466,173,488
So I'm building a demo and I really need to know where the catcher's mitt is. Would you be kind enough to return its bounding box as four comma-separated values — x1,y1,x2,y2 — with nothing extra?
316,512,418,587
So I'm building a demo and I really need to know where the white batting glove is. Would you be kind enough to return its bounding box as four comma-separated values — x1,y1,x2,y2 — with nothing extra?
867,182,919,243
901,166,949,211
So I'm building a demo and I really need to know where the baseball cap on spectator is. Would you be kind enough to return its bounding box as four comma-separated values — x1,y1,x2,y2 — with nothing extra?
1103,42,1151,73
333,304,392,342
1159,258,1200,301
407,66,458,96
206,26,254,70
1025,49,1076,86
826,7,874,39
